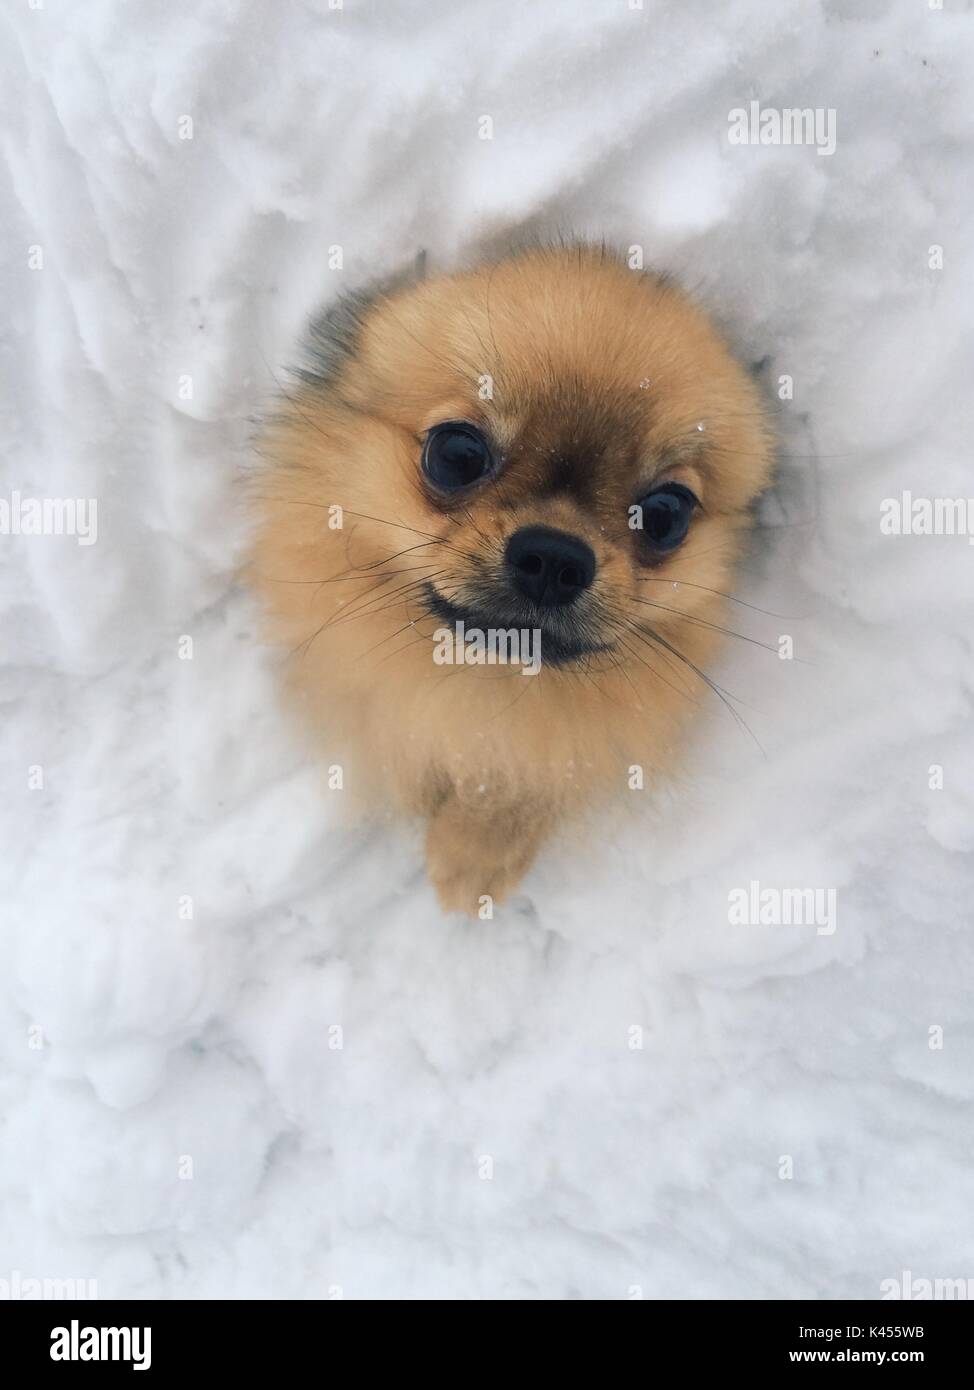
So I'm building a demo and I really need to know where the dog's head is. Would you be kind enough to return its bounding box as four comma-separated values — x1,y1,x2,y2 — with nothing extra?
254,246,774,778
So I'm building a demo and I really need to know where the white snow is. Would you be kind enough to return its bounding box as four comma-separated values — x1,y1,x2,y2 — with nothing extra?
2,0,973,1300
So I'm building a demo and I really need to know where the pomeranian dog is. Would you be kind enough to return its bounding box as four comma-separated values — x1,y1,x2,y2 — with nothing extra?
250,245,773,912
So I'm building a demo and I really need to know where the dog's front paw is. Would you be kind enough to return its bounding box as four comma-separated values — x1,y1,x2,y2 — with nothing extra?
425,802,546,916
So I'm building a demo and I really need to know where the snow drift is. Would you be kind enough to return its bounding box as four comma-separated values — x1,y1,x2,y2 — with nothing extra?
1,0,972,1299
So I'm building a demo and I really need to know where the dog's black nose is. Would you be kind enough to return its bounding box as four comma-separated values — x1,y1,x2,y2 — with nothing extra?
505,526,596,608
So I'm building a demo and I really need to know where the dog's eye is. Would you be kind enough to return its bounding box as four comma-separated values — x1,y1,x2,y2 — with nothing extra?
636,483,698,552
422,422,493,491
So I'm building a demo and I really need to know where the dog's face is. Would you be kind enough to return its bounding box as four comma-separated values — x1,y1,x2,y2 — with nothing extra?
253,247,774,807
307,248,771,663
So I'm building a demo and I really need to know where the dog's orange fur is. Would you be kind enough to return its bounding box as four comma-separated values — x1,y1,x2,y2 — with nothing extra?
250,247,773,912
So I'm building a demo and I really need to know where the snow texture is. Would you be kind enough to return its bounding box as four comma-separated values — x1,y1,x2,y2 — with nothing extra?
1,0,973,1300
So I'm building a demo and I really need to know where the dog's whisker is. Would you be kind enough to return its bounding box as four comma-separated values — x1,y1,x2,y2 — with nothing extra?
326,572,450,633
635,577,796,619
629,597,786,657
288,569,445,659
265,561,441,586
633,621,766,754
604,618,701,705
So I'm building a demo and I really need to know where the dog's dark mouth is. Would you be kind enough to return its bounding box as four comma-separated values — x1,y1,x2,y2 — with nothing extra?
422,582,614,668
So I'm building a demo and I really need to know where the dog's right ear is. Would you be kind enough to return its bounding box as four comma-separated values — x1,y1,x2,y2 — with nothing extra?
297,254,429,392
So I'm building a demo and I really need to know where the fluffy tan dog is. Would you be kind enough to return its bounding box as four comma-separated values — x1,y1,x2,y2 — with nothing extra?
250,246,773,912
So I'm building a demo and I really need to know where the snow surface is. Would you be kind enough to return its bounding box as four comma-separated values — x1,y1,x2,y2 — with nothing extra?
2,0,973,1300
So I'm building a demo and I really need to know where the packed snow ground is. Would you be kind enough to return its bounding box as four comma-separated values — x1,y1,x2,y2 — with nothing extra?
1,0,973,1299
